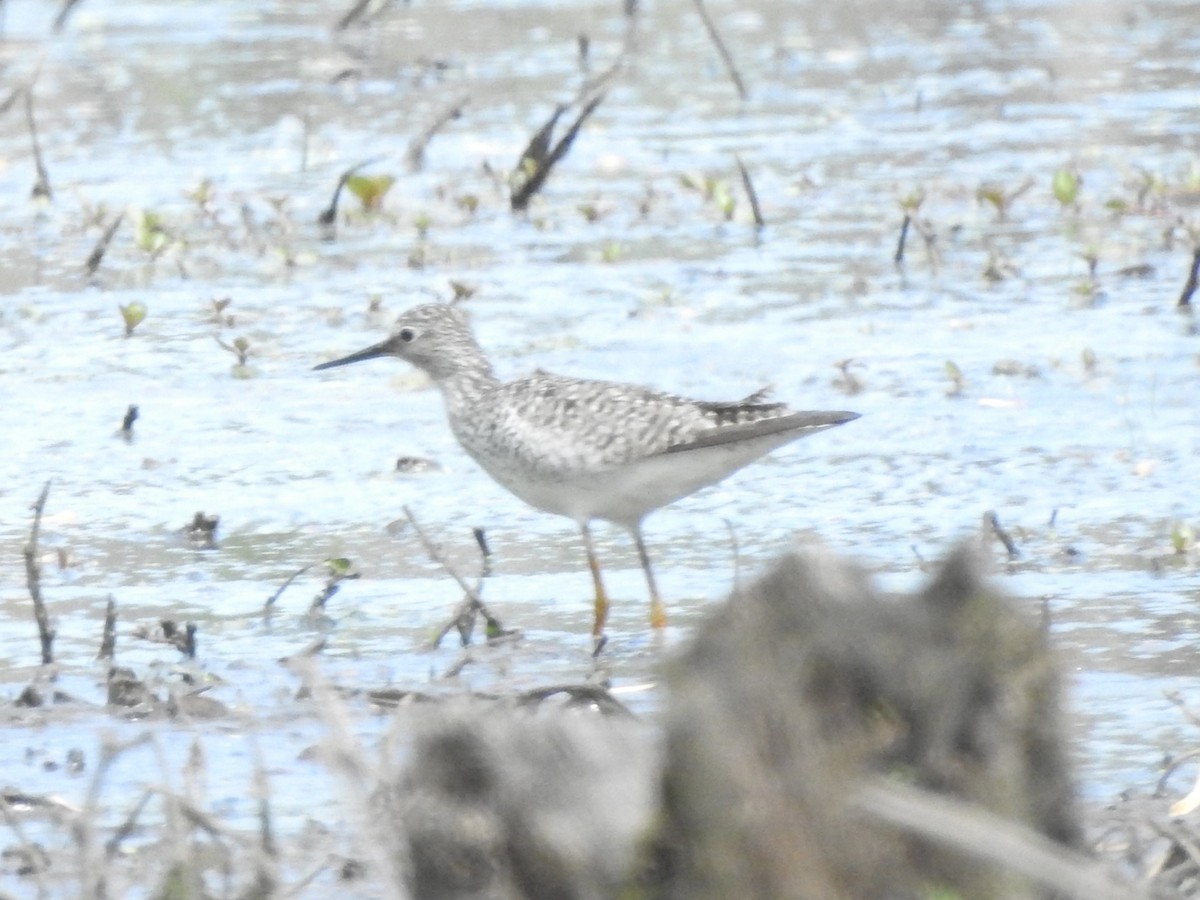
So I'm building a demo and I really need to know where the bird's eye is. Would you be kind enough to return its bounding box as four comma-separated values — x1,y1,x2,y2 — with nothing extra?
398,327,416,343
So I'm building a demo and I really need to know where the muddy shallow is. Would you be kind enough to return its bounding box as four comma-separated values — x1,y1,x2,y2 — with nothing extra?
1,0,1199,890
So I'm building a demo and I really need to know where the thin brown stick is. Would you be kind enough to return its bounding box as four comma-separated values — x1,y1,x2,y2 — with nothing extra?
406,95,469,171
690,0,748,100
894,213,911,265
265,564,312,610
0,85,23,117
53,0,86,31
97,594,116,660
984,510,1020,559
404,506,508,648
1177,245,1200,307
84,212,124,275
24,481,55,665
734,154,764,227
334,0,393,30
25,87,51,199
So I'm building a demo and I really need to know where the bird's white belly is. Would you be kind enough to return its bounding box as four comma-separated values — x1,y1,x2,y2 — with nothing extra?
474,432,800,528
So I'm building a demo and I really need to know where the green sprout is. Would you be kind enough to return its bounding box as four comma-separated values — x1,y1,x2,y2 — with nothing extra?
133,210,170,255
1052,169,1081,207
944,360,965,397
345,174,396,212
118,302,147,337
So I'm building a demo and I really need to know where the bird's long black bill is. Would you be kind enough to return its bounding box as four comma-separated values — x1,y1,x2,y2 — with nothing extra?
313,340,391,371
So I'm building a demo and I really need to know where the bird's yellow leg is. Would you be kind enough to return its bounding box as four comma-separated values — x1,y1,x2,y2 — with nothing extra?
581,523,610,639
633,527,667,630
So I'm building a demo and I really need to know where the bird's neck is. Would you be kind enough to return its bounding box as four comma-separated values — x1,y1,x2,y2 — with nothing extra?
434,348,499,417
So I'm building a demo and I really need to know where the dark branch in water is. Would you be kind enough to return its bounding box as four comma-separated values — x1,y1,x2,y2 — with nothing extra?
690,0,747,101
510,94,605,212
735,154,764,227
406,95,469,171
24,480,55,665
317,154,388,230
25,87,51,200
53,0,86,32
265,564,313,610
97,594,116,661
85,212,124,275
404,507,512,648
894,213,911,265
515,683,634,716
119,404,138,441
0,86,22,117
984,510,1020,560
1177,245,1200,307
334,0,393,31
473,526,492,578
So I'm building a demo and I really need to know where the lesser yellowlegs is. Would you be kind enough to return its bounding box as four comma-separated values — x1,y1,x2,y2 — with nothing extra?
315,303,859,640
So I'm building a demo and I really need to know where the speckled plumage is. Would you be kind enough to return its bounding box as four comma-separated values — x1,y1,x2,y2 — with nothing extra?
316,302,859,640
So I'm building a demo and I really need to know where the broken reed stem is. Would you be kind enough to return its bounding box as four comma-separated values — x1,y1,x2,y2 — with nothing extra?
53,0,86,32
734,154,764,227
689,0,748,101
25,87,51,199
317,154,388,227
403,506,504,648
265,564,313,610
97,594,116,661
894,213,911,265
1177,245,1200,307
510,94,605,212
84,212,124,276
984,510,1020,559
404,507,482,607
406,95,469,171
24,480,55,665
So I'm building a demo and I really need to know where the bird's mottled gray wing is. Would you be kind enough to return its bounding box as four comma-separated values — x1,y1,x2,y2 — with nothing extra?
492,373,855,466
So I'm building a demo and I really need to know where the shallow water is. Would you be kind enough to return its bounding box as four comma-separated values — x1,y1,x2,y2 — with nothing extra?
1,0,1199,887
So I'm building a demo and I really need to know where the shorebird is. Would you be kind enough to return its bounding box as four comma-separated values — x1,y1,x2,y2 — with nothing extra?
315,303,858,641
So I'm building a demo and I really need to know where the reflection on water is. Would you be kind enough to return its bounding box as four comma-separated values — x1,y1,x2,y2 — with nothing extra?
0,0,1198,842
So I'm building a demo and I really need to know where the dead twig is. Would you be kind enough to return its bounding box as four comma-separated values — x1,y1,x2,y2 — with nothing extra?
84,212,124,275
24,480,55,665
404,506,510,648
510,94,605,212
53,0,86,31
25,87,51,199
265,564,313,610
1177,244,1200,308
97,594,116,661
473,526,492,578
734,154,764,227
317,154,388,230
0,85,23,117
689,0,748,101
894,213,911,265
984,510,1020,559
406,95,469,171
334,0,393,31
515,683,633,716
912,218,941,274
